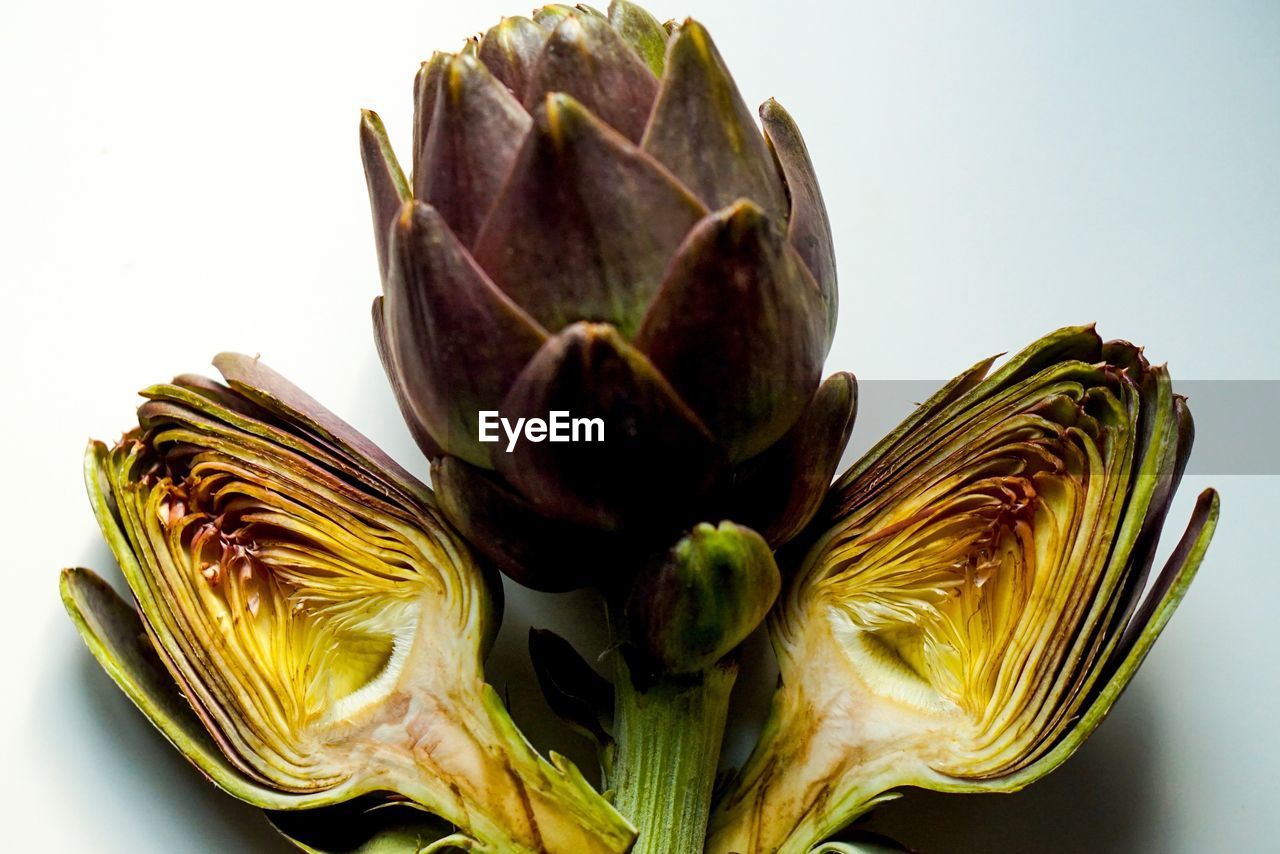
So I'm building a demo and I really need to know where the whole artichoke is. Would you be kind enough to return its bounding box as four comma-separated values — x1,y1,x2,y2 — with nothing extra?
61,355,634,853
707,327,1219,853
361,0,851,590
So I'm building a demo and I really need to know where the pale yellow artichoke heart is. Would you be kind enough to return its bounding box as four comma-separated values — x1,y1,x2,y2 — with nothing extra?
70,357,636,854
106,434,466,794
706,326,1222,854
804,399,1125,780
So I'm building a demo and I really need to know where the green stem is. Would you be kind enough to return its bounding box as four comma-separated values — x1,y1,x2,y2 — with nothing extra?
611,657,737,854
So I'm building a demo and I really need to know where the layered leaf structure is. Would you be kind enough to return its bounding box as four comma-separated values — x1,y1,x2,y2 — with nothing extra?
361,0,850,590
708,327,1218,853
62,355,633,853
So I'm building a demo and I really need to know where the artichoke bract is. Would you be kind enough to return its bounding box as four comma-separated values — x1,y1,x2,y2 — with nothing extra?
361,0,852,590
627,521,781,675
708,327,1219,853
60,355,634,853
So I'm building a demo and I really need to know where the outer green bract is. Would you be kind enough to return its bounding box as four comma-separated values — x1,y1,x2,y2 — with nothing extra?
628,521,781,675
708,326,1219,853
60,354,633,853
361,0,853,590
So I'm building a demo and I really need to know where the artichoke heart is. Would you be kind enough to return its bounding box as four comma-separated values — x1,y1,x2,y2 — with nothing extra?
708,326,1219,853
63,353,634,854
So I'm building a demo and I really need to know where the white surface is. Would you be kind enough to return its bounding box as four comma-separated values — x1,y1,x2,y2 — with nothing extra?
2,1,1277,851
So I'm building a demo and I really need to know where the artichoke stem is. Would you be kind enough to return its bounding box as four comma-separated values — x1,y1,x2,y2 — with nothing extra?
611,656,737,854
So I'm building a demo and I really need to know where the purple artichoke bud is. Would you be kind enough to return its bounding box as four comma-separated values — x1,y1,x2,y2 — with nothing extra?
361,1,847,589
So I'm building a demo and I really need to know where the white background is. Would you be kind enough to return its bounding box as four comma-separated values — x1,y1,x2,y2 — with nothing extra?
3,1,1277,851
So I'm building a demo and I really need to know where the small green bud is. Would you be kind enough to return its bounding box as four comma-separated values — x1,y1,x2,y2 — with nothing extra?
629,521,780,673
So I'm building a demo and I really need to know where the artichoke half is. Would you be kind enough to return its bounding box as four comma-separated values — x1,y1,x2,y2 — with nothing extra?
708,327,1219,853
361,0,853,591
60,355,633,853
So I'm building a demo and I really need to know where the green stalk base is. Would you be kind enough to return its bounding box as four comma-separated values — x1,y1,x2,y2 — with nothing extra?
611,660,737,854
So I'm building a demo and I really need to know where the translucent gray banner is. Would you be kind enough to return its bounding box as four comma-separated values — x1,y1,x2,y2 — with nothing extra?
843,380,1280,476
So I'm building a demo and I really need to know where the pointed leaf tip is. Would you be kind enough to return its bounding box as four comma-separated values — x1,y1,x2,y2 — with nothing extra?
760,98,837,345
384,201,547,468
415,52,531,246
642,19,787,220
478,15,550,99
472,93,706,338
411,53,449,197
359,110,411,283
635,200,826,461
608,0,668,77
523,10,658,144
533,4,577,29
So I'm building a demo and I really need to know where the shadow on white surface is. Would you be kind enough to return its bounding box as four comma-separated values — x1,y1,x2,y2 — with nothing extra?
861,678,1162,853
39,535,292,852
